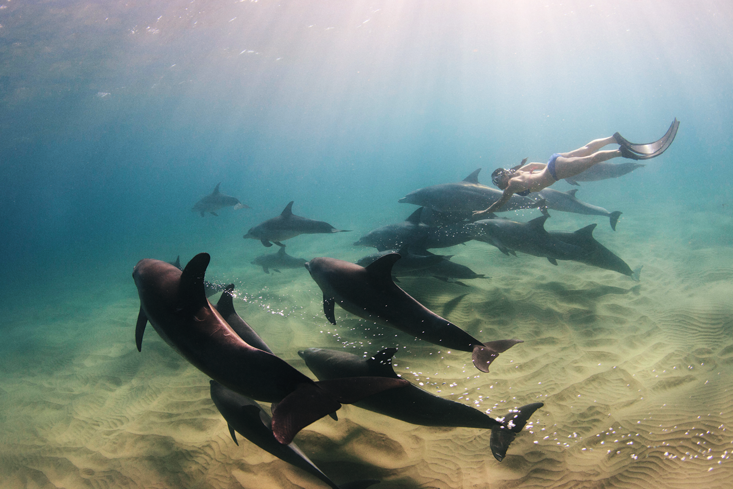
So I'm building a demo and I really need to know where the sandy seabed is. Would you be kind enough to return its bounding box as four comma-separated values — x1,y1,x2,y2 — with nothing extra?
1,202,732,489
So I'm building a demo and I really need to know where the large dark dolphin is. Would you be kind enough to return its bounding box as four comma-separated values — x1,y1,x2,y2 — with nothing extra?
251,247,308,274
210,381,380,489
533,188,623,231
244,201,350,247
132,253,407,444
564,161,645,185
299,348,544,462
192,183,249,217
304,254,521,372
398,169,541,213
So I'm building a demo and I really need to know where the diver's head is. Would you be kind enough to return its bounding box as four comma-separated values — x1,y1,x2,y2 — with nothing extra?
491,168,512,189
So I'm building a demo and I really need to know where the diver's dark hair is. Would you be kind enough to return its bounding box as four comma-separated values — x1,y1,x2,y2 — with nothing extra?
491,168,510,188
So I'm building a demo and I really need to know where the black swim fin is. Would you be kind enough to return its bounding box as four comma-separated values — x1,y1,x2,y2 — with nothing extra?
614,118,679,160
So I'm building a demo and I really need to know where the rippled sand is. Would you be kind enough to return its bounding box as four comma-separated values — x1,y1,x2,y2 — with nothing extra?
1,203,731,488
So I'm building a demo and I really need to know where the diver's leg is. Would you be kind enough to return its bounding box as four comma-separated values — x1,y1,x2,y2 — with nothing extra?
559,136,617,158
553,149,621,180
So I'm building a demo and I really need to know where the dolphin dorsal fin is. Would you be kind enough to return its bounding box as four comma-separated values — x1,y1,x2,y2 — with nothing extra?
365,253,401,280
367,348,400,378
281,201,295,217
172,255,181,270
405,207,423,224
462,168,481,184
528,215,549,230
277,247,287,256
213,183,221,194
179,253,211,311
215,284,236,317
567,189,579,198
575,223,598,237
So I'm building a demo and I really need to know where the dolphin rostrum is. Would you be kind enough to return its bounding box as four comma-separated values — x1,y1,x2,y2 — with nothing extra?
132,253,407,444
299,347,544,462
304,254,522,372
244,201,350,247
192,183,249,217
210,381,380,489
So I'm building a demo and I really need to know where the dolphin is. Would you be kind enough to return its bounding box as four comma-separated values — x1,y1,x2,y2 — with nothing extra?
357,248,487,286
353,208,430,251
468,216,584,263
299,348,544,462
212,284,272,354
469,217,640,278
210,381,380,489
398,169,542,213
244,202,351,247
548,224,642,280
533,189,622,231
252,247,308,274
192,183,249,217
304,254,522,373
564,161,645,185
132,253,408,444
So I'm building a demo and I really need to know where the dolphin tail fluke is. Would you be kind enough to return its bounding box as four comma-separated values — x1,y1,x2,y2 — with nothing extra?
632,265,643,282
135,307,148,352
472,339,524,373
489,402,544,462
272,377,408,444
609,211,622,231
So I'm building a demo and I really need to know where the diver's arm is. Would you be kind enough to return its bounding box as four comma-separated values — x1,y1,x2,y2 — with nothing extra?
472,188,514,220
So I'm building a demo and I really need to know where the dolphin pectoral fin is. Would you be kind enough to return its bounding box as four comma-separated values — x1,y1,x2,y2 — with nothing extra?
328,411,338,421
490,402,544,462
472,339,523,373
227,423,239,446
323,296,336,325
273,269,282,273
565,178,580,186
261,239,273,247
211,211,219,217
609,211,622,231
273,241,285,247
271,383,343,445
547,257,558,266
135,307,148,352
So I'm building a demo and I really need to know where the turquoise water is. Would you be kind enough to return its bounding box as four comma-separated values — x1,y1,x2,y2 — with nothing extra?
1,1,732,488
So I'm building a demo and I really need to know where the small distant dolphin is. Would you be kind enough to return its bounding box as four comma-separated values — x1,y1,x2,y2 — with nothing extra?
304,254,522,373
132,253,407,444
251,247,308,274
534,189,622,231
564,161,645,185
244,202,350,247
299,347,544,462
210,381,380,489
192,183,249,217
398,169,541,213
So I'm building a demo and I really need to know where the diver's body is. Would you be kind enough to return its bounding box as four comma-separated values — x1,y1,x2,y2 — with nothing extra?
472,120,679,219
